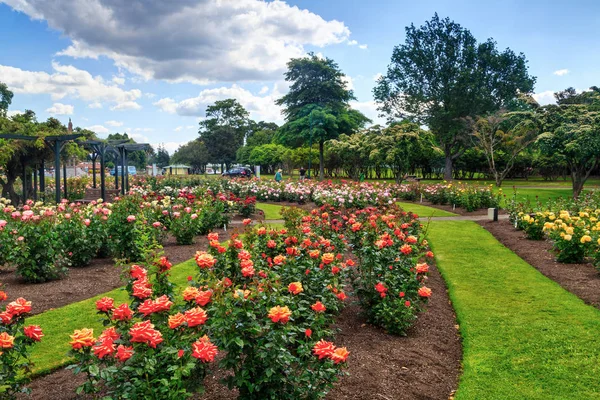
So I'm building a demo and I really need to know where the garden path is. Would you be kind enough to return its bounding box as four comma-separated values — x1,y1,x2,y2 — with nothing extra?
428,220,600,399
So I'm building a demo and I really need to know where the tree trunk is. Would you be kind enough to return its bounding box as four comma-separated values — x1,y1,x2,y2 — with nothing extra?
444,156,453,181
319,140,324,181
572,174,584,199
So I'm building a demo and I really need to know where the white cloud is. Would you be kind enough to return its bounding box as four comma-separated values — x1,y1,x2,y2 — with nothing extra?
5,0,354,84
174,125,197,132
7,110,23,117
154,83,286,123
342,75,354,91
373,73,383,82
105,120,123,127
0,62,142,108
348,40,358,46
110,101,142,111
112,76,125,85
88,102,102,109
259,86,269,95
553,69,569,76
350,100,386,126
358,44,368,50
132,128,153,132
85,124,109,134
46,102,74,115
532,90,556,105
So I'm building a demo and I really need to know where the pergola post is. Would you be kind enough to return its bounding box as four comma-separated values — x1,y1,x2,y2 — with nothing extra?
22,163,27,203
91,153,98,188
63,161,68,200
100,149,106,200
39,160,45,200
33,167,38,201
54,141,61,203
120,147,126,195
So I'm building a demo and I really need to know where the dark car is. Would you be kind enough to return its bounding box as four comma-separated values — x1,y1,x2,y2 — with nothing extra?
222,167,253,178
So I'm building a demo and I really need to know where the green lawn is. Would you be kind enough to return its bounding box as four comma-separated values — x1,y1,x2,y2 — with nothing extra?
428,220,600,399
498,187,576,206
396,201,457,217
256,202,285,220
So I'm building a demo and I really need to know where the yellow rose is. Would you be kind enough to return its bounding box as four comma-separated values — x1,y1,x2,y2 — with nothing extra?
563,234,572,241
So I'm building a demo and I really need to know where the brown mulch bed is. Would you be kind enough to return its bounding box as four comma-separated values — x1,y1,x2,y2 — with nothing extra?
0,227,234,315
478,219,600,308
21,263,461,400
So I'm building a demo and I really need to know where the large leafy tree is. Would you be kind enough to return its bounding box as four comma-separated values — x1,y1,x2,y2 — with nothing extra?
171,139,210,173
472,96,542,187
105,133,148,170
537,87,600,198
276,53,370,179
199,99,251,169
0,82,14,118
374,13,536,180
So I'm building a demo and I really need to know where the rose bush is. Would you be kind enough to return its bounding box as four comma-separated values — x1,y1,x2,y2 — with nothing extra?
0,288,44,399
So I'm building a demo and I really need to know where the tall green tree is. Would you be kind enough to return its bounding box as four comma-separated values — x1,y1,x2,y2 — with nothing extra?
152,144,171,168
199,99,251,169
276,53,370,179
171,139,209,173
0,82,13,118
472,96,542,187
105,133,148,170
537,87,600,197
374,13,536,180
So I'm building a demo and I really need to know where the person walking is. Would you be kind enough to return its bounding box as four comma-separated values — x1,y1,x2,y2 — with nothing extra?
299,166,306,181
275,169,283,182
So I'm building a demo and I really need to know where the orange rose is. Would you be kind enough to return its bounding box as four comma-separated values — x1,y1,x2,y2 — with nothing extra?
96,297,115,312
168,312,186,329
129,321,163,348
418,286,432,298
257,227,267,235
309,249,320,259
70,328,96,350
330,347,350,364
185,307,208,327
416,263,429,274
23,325,44,342
195,251,216,269
0,332,15,348
191,335,219,363
195,290,213,306
268,306,292,323
207,232,219,242
321,253,335,265
182,286,200,301
6,297,32,316
115,344,134,362
312,339,335,359
0,291,7,301
311,301,326,313
273,255,286,265
153,295,174,313
288,282,304,295
112,304,133,321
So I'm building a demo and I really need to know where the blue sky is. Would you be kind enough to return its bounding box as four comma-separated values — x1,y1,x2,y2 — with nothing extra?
1,0,598,153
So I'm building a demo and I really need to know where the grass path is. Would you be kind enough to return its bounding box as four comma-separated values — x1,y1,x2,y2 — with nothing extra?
428,221,600,399
256,202,284,220
396,201,457,217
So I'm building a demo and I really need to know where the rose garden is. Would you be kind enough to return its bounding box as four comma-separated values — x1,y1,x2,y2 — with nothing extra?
2,9,600,400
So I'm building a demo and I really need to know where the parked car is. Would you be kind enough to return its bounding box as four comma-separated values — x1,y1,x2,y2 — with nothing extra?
110,166,137,176
222,167,253,178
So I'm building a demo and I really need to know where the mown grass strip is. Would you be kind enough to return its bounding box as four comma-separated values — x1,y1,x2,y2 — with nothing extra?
256,202,284,220
396,201,457,217
428,220,600,399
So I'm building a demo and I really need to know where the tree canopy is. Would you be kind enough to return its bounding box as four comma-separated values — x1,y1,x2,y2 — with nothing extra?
374,13,536,180
276,53,370,179
199,99,250,168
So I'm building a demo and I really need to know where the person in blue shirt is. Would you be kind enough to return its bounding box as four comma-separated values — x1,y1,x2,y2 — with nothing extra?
275,169,283,182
